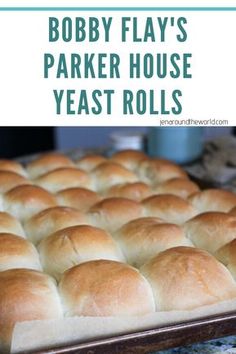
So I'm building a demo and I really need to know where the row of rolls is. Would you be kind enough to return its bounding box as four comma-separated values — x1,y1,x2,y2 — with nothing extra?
1,150,236,351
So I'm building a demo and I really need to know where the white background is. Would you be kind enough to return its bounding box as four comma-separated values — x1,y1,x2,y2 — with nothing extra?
0,2,235,126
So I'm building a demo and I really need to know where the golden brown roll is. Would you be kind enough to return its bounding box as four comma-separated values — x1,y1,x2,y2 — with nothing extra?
184,212,236,254
114,217,193,267
76,154,107,172
189,189,236,213
141,246,236,311
0,159,27,177
92,162,138,192
0,233,41,272
3,185,57,222
110,149,148,171
56,187,101,212
24,206,88,244
138,158,188,186
59,260,155,317
142,194,197,224
39,225,125,280
229,206,236,216
0,269,63,352
153,177,200,199
106,182,151,201
88,197,143,233
0,212,25,237
215,239,236,280
0,171,31,194
35,167,92,193
26,152,74,179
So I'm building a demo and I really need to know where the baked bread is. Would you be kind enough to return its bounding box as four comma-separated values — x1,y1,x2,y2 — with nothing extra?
0,159,27,177
56,187,101,212
24,206,88,244
106,182,151,201
141,246,236,311
215,239,236,280
142,194,197,224
35,167,92,193
59,260,155,317
0,171,31,194
110,149,148,171
0,269,62,352
184,212,236,253
114,217,192,267
76,154,107,172
92,162,138,192
39,225,125,280
138,158,188,185
0,233,41,272
88,197,143,233
0,212,25,237
26,152,74,179
153,177,200,199
189,189,236,213
3,185,57,221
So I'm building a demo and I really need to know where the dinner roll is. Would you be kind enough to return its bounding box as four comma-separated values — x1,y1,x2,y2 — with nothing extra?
0,212,25,237
110,149,148,171
106,182,151,201
39,225,125,280
0,159,27,177
153,178,200,199
189,189,236,213
56,187,101,212
26,152,74,179
59,260,155,317
138,159,188,185
76,154,107,172
114,217,192,267
88,197,143,233
141,247,236,311
229,206,236,216
3,185,57,221
24,206,88,245
184,212,236,254
92,162,138,192
215,239,236,280
0,171,31,194
0,269,62,352
35,167,92,193
0,233,41,272
143,194,197,224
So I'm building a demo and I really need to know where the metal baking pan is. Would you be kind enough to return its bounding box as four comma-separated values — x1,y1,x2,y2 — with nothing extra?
17,311,236,354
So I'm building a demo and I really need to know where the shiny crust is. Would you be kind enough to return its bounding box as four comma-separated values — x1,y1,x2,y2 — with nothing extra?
0,233,41,272
26,153,74,179
142,194,197,224
110,150,148,171
35,168,92,193
189,189,236,213
88,197,143,232
184,212,236,254
59,260,155,317
115,217,192,267
3,185,57,221
39,225,125,280
56,187,101,212
92,162,138,192
0,159,27,177
24,206,88,244
0,171,31,194
0,269,62,350
141,246,236,311
106,182,151,201
153,177,200,199
76,154,107,172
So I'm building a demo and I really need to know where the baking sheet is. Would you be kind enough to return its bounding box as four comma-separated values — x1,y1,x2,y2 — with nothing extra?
11,299,236,353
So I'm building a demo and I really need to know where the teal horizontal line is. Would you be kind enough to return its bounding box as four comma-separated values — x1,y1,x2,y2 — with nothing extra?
0,7,236,11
